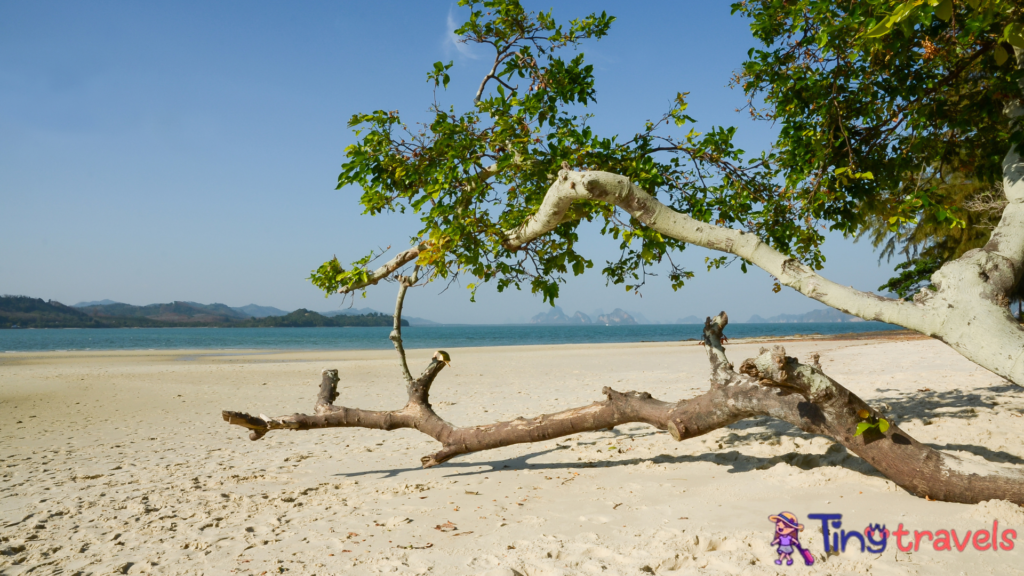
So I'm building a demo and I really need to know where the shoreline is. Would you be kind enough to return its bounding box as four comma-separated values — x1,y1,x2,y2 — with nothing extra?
3,336,1021,575
0,328,920,356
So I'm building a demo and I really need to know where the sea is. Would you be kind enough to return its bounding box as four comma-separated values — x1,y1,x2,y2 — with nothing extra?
0,322,903,352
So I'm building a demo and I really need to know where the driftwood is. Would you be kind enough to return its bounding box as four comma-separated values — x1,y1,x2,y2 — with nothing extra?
224,311,1024,505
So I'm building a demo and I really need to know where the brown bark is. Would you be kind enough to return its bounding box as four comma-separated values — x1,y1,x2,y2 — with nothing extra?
223,312,1024,505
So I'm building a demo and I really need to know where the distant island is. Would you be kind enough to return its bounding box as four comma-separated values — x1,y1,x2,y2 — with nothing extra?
746,309,863,323
530,306,639,326
529,307,593,325
233,309,401,328
0,296,405,329
526,308,865,325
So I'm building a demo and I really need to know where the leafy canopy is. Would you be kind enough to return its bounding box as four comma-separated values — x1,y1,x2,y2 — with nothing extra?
313,0,1024,305
312,0,818,304
735,0,1024,295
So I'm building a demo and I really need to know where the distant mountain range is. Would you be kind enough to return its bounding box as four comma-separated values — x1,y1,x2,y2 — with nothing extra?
7,295,864,328
233,304,289,318
73,299,290,319
234,309,402,328
530,307,639,326
67,300,439,326
2,296,403,329
529,307,593,325
72,299,121,307
74,301,251,324
527,308,865,325
321,307,440,326
3,297,108,329
746,309,863,323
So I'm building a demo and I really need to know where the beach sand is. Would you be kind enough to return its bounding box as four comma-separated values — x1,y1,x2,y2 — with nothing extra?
2,337,1023,575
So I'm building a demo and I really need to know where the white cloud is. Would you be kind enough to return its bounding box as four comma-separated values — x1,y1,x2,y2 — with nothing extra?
444,5,481,60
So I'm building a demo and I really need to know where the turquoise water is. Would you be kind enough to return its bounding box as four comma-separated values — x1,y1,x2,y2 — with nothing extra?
0,322,902,352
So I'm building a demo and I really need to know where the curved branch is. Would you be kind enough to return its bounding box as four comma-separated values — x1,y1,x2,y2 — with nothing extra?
474,48,515,103
337,164,504,295
505,168,921,328
505,168,1024,383
337,245,424,295
389,266,419,382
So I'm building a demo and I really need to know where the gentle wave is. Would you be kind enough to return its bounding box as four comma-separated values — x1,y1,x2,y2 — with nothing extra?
0,322,903,352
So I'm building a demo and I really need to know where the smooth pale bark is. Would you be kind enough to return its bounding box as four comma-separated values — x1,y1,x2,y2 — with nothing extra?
224,313,1024,505
389,267,419,383
500,168,1024,385
337,245,424,295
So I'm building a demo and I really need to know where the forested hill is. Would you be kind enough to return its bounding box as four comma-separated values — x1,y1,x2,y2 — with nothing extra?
0,296,401,328
234,309,403,327
78,301,249,325
0,296,108,328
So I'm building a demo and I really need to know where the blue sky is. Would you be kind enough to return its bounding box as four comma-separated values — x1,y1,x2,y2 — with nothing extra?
0,1,901,324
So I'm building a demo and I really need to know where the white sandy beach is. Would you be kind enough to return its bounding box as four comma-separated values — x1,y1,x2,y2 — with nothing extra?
2,337,1024,575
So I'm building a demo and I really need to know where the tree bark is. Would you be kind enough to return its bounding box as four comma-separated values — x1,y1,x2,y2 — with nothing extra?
503,168,1024,385
389,266,419,383
224,312,1024,505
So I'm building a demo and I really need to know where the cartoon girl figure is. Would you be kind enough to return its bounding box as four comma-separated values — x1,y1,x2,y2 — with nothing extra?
769,511,810,566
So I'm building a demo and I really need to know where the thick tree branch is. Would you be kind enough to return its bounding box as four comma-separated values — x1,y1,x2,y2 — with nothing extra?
224,313,1024,504
223,357,450,442
985,46,1024,284
504,168,1024,384
988,141,1024,277
505,168,921,327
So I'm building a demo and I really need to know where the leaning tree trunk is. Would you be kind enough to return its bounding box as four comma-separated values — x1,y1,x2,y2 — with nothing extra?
224,312,1024,505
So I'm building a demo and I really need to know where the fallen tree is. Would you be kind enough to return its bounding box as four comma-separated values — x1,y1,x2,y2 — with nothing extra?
226,1,1024,504
224,310,1024,504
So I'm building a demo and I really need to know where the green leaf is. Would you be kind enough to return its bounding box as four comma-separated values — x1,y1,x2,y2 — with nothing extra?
889,3,919,24
863,18,893,38
1007,23,1024,49
934,0,952,21
995,45,1009,66
854,422,872,436
878,418,890,433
